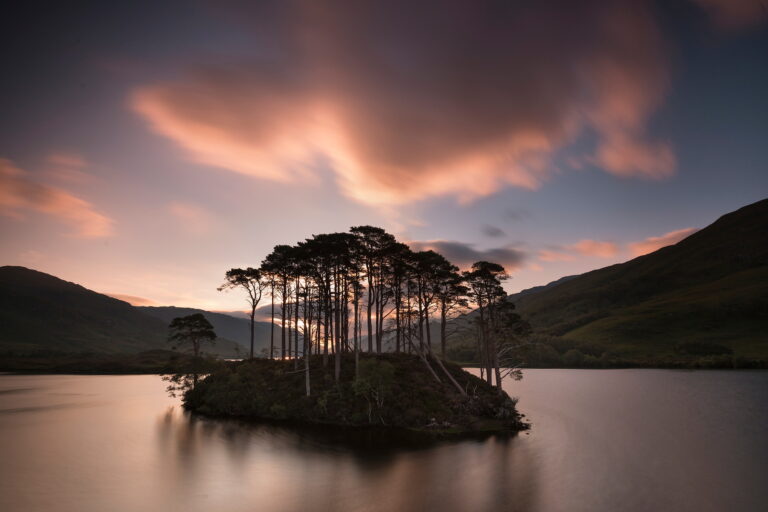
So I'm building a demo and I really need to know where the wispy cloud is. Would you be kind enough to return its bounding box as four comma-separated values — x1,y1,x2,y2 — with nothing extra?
0,158,114,237
538,249,575,262
628,227,699,257
45,152,92,183
569,239,619,258
482,225,506,238
132,0,687,206
167,201,215,236
538,238,617,262
47,152,87,169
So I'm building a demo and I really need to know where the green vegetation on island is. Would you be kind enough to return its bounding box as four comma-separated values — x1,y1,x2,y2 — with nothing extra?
183,354,526,435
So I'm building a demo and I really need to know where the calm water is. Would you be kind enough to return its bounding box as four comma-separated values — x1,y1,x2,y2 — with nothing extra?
1,370,766,512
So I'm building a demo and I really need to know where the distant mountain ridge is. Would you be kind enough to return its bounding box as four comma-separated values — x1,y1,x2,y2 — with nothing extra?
511,198,768,361
140,306,272,356
0,267,245,357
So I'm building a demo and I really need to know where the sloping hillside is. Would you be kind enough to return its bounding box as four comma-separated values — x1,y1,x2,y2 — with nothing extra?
514,199,768,361
0,267,242,357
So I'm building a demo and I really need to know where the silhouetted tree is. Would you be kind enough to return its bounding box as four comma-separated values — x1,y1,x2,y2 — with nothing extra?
168,313,216,387
492,301,532,386
465,261,508,388
218,267,266,359
262,245,294,359
220,227,521,396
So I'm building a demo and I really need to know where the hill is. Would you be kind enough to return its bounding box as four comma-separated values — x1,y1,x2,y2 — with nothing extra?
512,198,768,364
0,267,243,358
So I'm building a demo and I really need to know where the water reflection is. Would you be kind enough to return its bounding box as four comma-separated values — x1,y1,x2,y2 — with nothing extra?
1,371,766,512
153,405,539,512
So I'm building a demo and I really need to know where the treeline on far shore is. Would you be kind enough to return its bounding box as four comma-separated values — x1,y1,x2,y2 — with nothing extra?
2,346,764,374
0,349,221,374
447,335,768,370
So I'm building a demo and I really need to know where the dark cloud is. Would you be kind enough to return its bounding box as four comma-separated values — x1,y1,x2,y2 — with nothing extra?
408,240,526,271
482,224,506,238
503,208,531,221
134,0,683,205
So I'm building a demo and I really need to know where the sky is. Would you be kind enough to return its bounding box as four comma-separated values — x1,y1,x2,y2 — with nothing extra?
1,0,767,312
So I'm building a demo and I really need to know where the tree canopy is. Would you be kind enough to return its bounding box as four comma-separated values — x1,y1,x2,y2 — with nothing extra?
219,225,529,395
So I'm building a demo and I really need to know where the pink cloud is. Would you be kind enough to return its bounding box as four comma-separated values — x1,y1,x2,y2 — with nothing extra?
568,239,619,258
0,158,114,238
45,152,92,183
538,238,617,262
628,227,699,257
47,152,87,169
132,0,679,206
167,201,215,235
538,249,575,263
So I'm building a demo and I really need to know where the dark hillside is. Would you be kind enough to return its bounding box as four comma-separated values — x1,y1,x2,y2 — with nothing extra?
512,199,768,361
0,267,243,358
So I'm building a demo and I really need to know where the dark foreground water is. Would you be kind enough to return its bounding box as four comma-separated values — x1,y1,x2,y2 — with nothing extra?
1,370,766,512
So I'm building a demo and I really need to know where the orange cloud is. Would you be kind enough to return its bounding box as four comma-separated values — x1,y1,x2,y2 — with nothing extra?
538,250,575,263
628,227,699,257
568,239,619,258
0,158,114,237
45,152,92,183
538,238,617,262
583,3,676,180
132,0,679,206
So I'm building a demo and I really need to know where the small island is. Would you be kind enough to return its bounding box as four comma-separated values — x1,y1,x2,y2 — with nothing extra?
160,226,533,437
182,353,527,435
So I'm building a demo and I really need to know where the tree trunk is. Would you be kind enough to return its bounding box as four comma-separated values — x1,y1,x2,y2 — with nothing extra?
334,270,341,382
481,307,493,386
367,278,373,353
304,285,311,397
440,301,447,360
424,298,432,351
249,306,255,359
281,279,287,360
270,283,275,359
294,278,300,369
395,285,401,353
432,352,466,396
353,283,359,379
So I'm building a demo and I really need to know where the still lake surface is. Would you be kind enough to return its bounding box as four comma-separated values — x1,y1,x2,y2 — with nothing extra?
1,369,766,512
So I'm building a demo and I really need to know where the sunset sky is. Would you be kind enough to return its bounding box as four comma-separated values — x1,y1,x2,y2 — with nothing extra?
1,0,766,311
